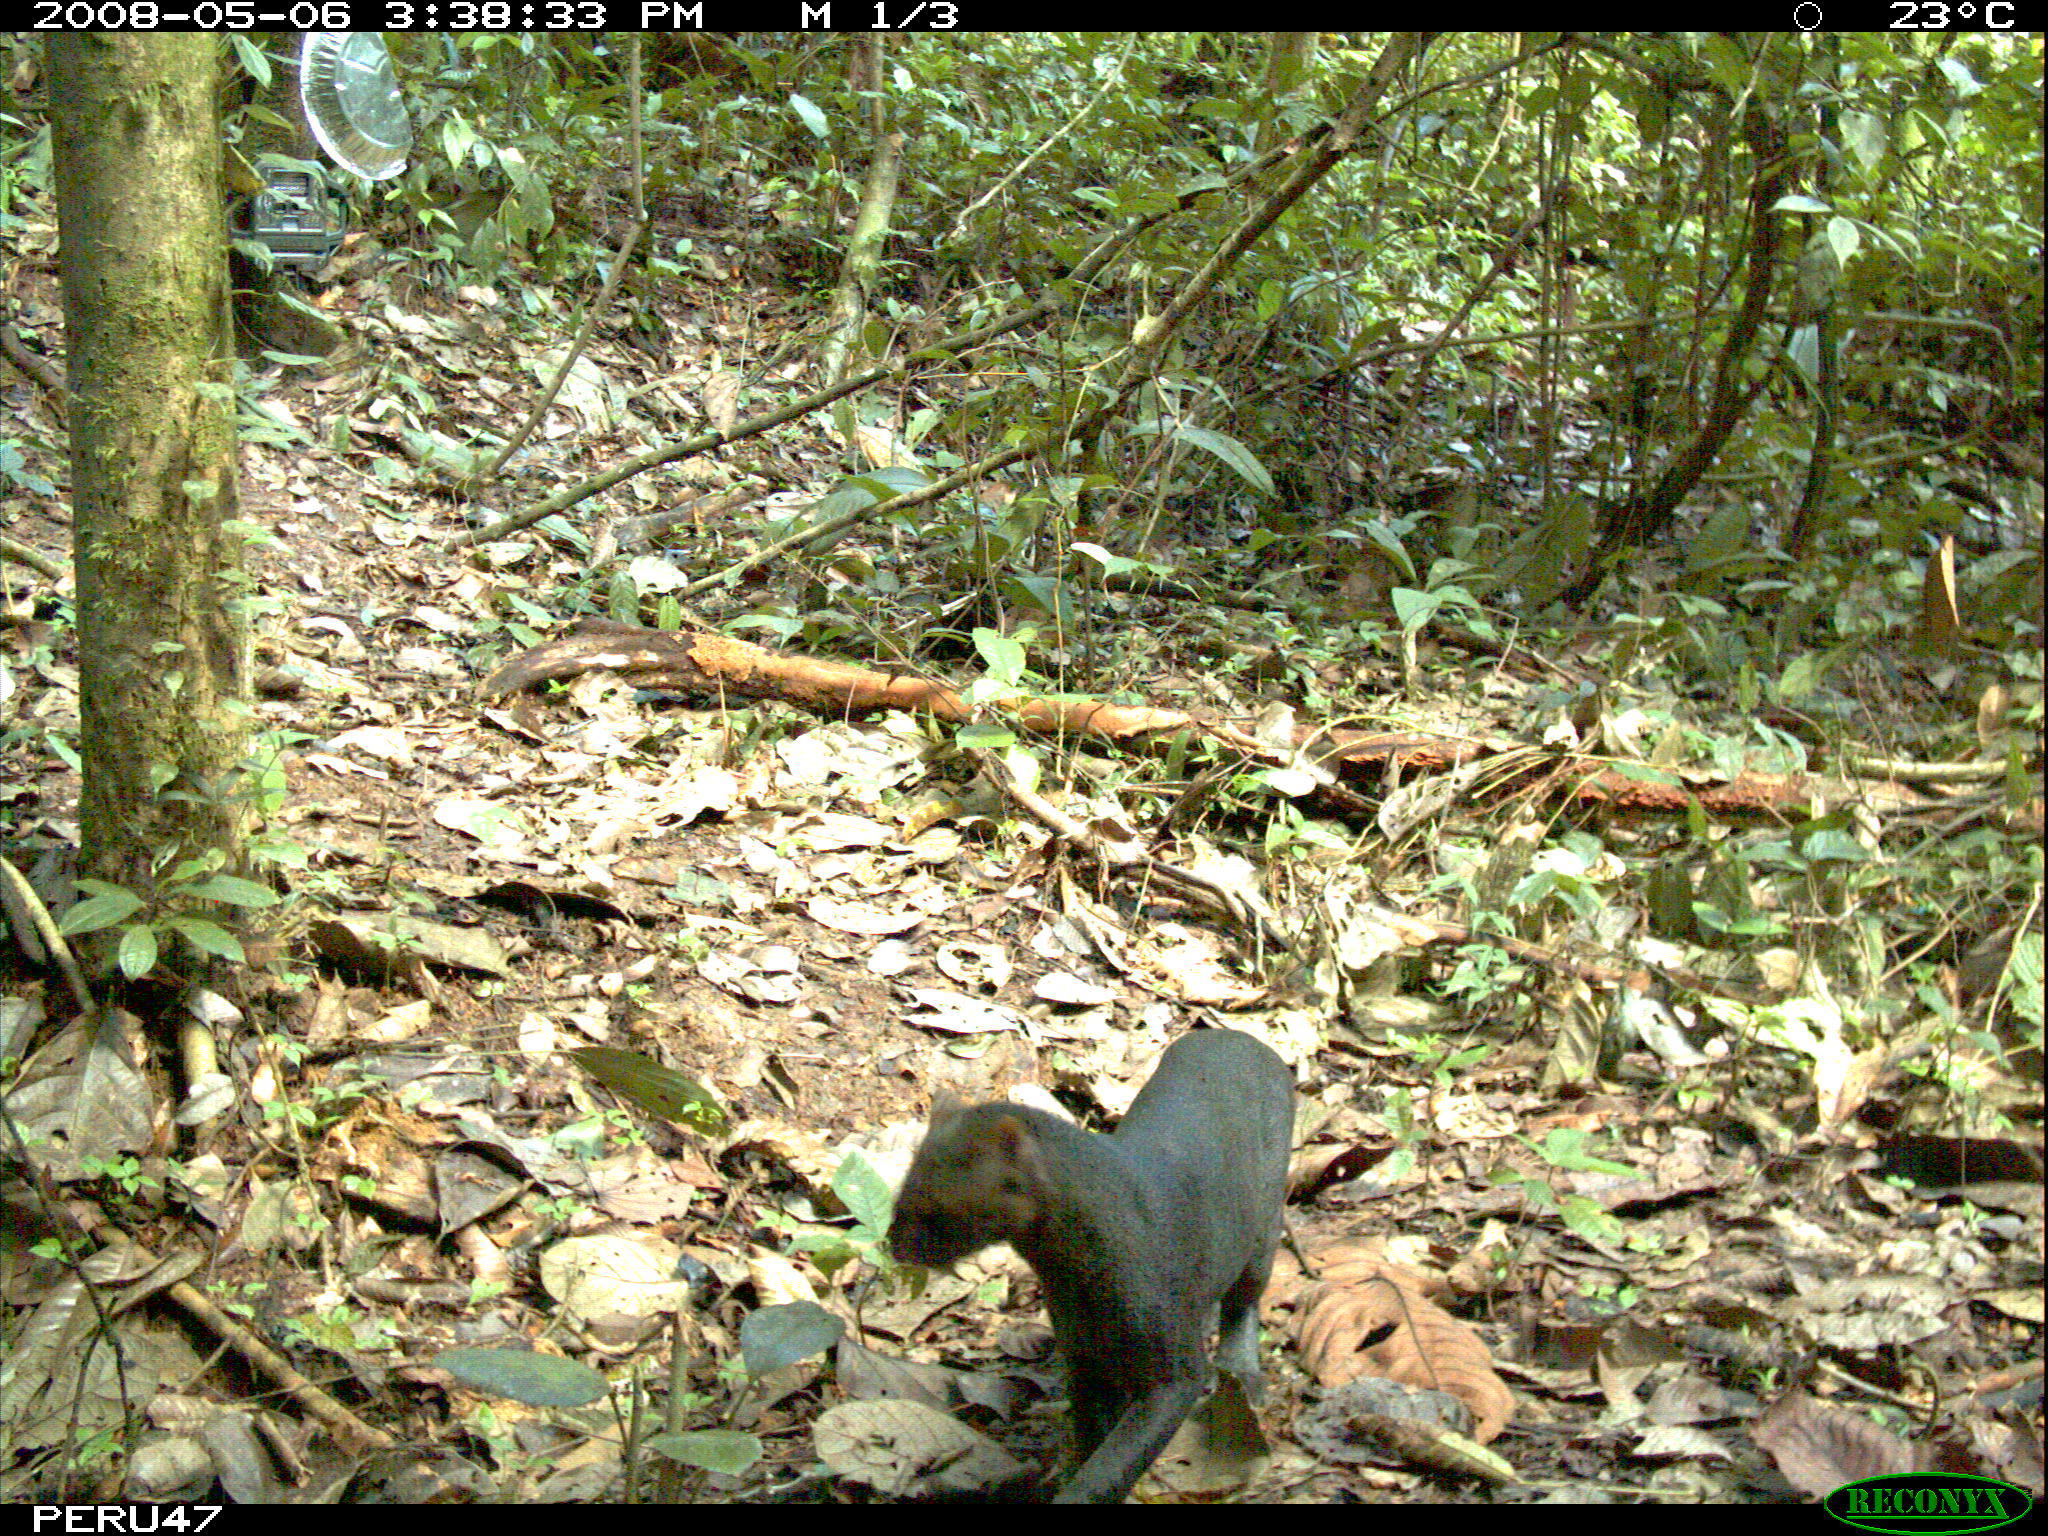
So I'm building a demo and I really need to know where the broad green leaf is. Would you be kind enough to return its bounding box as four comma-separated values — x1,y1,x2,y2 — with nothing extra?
60,888,147,935
832,1150,894,1233
117,924,159,979
181,876,280,908
788,93,829,138
955,721,1016,751
572,1047,729,1135
1169,425,1273,495
740,1301,843,1377
645,1431,762,1476
165,917,246,963
1391,587,1444,630
436,1346,610,1407
973,628,1025,683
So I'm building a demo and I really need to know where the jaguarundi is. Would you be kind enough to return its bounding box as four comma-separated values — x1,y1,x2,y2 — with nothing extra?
889,1028,1294,1503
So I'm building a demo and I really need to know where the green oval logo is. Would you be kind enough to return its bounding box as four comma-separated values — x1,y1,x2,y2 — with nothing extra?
1826,1474,2034,1535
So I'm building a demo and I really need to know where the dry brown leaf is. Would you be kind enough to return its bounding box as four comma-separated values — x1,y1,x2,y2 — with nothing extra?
1292,1261,1514,1443
701,370,740,434
1752,1389,1923,1497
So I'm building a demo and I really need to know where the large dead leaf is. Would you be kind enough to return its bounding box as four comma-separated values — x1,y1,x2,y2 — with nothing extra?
1292,1259,1514,1443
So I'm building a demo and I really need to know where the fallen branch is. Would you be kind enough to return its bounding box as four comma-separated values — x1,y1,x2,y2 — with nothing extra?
482,619,1941,831
66,1199,397,1455
480,618,1190,742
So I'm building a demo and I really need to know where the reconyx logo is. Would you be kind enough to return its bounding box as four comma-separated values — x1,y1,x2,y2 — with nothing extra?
1825,1474,2034,1535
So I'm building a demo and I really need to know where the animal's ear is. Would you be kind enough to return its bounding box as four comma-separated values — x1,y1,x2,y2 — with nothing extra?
928,1089,968,1126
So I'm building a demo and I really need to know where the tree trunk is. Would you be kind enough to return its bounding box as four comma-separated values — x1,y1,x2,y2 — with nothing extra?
48,34,250,964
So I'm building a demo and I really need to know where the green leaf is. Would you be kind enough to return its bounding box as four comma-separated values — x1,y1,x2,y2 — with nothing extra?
117,924,159,979
59,887,146,935
180,875,280,908
788,93,829,138
972,628,1025,684
644,1431,762,1476
845,468,932,500
1390,587,1444,631
1070,540,1149,579
1002,743,1041,796
1798,829,1869,864
831,1150,893,1233
435,1346,610,1407
955,721,1016,751
229,35,272,88
1361,523,1418,582
1000,574,1074,623
1558,1194,1625,1245
166,854,222,885
1778,653,1822,702
1535,1128,1635,1176
571,1047,730,1135
1168,425,1273,495
165,917,246,963
740,1301,843,1377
